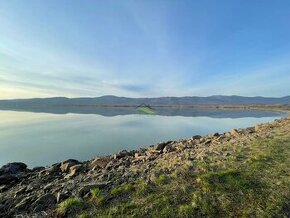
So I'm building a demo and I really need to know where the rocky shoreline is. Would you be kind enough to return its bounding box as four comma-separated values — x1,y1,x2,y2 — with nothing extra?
1,115,290,217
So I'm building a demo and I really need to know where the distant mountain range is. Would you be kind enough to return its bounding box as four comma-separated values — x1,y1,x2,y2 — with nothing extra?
0,95,289,107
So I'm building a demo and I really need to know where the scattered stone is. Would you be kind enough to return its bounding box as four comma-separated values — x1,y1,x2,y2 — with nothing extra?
209,133,220,137
0,185,9,193
205,139,212,145
91,157,111,169
45,163,61,175
191,135,202,140
113,150,129,159
0,174,19,185
163,144,175,153
69,164,83,175
35,193,56,204
230,129,239,137
33,193,56,210
56,192,71,203
134,155,146,161
199,138,205,143
14,187,26,197
155,141,172,151
134,153,142,158
245,127,255,134
79,182,109,196
15,196,34,211
43,183,53,191
32,166,45,172
60,159,81,173
255,125,262,132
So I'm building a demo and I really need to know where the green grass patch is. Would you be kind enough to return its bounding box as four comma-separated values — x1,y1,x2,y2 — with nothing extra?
91,188,105,205
178,204,195,217
57,197,85,216
153,174,169,185
136,180,153,195
110,183,134,197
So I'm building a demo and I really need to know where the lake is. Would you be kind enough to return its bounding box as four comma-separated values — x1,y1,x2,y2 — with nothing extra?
0,108,285,167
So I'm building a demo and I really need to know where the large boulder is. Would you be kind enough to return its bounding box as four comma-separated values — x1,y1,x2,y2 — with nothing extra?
0,162,27,176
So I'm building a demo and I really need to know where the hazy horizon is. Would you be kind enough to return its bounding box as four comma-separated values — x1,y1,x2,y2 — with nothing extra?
1,1,290,99
1,94,290,101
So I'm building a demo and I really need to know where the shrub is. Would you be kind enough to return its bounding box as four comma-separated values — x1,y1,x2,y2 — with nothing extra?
91,188,105,205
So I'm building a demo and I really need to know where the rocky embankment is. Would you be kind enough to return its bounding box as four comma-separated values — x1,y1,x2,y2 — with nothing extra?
1,115,290,217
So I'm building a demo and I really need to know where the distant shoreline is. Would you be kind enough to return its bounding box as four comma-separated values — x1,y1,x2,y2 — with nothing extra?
0,104,288,117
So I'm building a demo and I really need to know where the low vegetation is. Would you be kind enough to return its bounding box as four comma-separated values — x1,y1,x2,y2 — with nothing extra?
56,197,85,216
110,183,134,197
91,188,105,205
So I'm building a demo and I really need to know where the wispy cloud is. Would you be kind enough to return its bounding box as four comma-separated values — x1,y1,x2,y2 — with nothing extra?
0,1,290,99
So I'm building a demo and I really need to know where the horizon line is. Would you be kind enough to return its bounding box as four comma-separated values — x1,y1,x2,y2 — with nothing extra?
0,94,290,101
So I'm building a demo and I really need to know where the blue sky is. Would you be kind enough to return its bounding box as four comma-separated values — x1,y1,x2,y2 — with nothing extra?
0,0,290,99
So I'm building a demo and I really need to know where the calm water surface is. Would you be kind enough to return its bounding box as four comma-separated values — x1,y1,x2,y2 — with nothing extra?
0,109,284,167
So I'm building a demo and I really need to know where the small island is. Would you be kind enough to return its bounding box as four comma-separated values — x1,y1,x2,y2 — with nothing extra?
136,104,156,115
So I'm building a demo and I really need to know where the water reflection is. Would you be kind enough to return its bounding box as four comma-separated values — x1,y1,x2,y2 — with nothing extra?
0,109,284,167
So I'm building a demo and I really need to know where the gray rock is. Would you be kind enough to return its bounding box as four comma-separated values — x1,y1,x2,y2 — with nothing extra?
79,182,109,196
69,164,83,176
56,191,71,203
32,166,45,172
45,164,61,175
191,135,202,140
245,127,255,133
14,187,26,197
43,183,53,191
33,193,56,210
210,132,220,137
205,139,212,145
113,150,129,159
60,159,81,173
155,141,172,151
163,144,175,153
33,204,47,213
0,174,19,185
15,196,34,211
0,185,9,193
230,129,239,137
0,162,27,176
91,157,111,169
